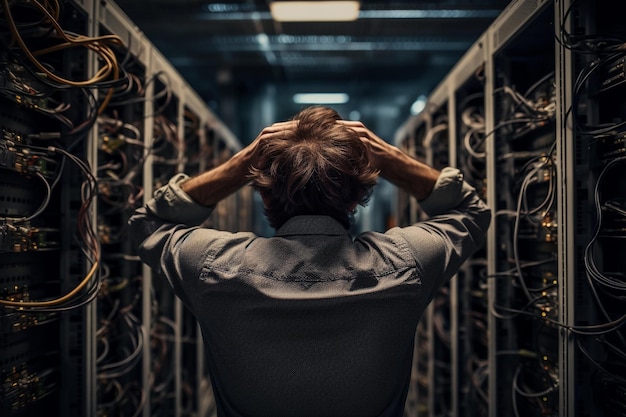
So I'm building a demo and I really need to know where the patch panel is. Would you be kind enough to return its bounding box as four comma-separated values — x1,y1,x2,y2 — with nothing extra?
0,308,57,335
1,364,56,414
591,131,626,164
0,223,59,252
592,55,626,94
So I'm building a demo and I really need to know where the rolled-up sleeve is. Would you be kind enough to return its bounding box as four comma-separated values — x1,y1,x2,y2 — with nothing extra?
145,173,214,225
128,173,214,281
390,167,491,297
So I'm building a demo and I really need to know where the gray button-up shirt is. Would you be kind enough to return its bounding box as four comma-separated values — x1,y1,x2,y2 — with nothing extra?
129,167,491,417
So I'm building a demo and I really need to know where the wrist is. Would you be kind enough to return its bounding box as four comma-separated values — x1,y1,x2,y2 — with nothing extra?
378,147,440,200
180,149,252,206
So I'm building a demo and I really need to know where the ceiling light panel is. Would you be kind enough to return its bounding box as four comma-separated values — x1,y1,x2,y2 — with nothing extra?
270,1,360,22
293,93,350,104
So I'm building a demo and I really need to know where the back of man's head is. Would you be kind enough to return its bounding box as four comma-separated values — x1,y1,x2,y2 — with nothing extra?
250,106,378,229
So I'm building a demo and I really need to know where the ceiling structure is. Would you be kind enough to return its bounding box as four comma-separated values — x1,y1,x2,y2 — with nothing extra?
113,0,510,140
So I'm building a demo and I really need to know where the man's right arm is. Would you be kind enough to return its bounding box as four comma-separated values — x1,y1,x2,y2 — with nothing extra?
339,120,441,201
343,120,491,292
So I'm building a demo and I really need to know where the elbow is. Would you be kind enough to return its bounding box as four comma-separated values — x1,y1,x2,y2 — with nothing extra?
471,203,492,249
479,204,492,234
128,206,155,250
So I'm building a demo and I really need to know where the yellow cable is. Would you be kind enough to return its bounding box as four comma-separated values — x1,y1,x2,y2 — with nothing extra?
0,260,99,307
3,0,123,88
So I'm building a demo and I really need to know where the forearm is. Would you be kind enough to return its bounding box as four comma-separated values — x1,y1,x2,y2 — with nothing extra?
180,121,296,206
339,120,440,200
180,146,254,206
375,143,441,201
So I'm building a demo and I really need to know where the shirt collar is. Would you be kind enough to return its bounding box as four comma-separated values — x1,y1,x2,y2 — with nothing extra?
275,215,348,236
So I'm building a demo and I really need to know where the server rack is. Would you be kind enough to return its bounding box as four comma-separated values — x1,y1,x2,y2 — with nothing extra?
396,105,450,417
0,1,246,417
560,1,626,416
395,0,625,416
0,2,99,416
447,35,489,417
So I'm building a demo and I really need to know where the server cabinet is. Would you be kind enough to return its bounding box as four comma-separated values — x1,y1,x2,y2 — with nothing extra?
448,36,489,417
395,0,625,416
94,4,151,416
0,1,245,417
396,32,490,417
0,1,101,415
489,2,558,416
558,0,626,416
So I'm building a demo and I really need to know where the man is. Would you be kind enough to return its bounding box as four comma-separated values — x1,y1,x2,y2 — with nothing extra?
129,106,491,417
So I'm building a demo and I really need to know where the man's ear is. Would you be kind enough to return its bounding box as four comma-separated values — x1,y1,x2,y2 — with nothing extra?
348,200,358,212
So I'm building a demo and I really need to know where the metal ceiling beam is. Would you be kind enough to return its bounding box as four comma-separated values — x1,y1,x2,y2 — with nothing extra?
194,9,501,20
157,35,474,52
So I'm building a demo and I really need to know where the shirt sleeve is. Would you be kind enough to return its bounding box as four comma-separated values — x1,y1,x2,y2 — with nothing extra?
390,167,491,299
127,173,216,300
145,173,215,225
129,173,261,313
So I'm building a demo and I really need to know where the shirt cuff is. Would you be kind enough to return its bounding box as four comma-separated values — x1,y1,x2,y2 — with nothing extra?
145,173,214,225
418,167,474,216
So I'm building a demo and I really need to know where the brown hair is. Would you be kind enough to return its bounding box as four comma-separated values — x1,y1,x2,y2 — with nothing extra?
249,106,379,229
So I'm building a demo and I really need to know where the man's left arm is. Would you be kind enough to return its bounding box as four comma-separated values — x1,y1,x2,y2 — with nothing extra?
179,120,297,205
127,121,296,273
